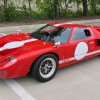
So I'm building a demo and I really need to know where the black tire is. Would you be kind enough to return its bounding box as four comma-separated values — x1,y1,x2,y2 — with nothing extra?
30,54,58,82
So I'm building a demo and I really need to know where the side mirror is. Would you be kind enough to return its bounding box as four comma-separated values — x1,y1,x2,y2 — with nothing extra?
54,42,61,47
17,30,21,33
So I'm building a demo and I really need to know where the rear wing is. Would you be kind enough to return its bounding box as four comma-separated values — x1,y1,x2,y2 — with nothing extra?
92,26,100,38
93,26,100,32
92,26,100,46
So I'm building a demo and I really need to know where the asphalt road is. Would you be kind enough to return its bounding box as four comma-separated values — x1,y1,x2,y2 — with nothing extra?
0,21,100,100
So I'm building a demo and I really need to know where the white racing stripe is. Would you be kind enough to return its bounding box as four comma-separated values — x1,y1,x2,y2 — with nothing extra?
59,49,100,64
4,79,36,100
0,36,37,51
0,39,37,51
53,23,67,27
53,22,73,27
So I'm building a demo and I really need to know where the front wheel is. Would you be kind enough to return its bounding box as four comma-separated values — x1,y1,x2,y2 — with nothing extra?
30,54,58,82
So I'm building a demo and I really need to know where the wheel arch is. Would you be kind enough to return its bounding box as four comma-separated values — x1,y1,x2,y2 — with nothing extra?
30,52,59,70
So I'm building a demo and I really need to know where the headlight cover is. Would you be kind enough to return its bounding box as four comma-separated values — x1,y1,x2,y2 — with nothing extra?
0,56,17,68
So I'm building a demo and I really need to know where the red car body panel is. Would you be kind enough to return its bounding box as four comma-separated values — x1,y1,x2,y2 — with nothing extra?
0,22,100,78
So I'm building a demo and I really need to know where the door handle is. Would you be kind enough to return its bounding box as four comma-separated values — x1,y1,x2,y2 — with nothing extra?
89,42,94,44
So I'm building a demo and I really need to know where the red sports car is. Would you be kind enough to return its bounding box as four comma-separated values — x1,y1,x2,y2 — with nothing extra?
0,22,100,82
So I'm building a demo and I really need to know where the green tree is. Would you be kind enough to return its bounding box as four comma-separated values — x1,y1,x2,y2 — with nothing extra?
90,0,97,14
27,0,33,17
4,0,8,8
82,0,88,16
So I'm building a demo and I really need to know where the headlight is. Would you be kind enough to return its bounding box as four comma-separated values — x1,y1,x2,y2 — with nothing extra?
0,56,17,67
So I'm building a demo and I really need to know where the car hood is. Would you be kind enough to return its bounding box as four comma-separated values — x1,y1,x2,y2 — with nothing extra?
0,33,54,56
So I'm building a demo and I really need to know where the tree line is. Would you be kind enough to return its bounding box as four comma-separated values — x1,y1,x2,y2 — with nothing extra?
0,0,100,22
36,0,100,18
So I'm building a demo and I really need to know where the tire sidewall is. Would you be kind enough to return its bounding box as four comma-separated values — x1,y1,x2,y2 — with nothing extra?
31,54,58,82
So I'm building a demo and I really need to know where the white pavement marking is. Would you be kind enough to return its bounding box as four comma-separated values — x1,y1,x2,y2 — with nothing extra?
4,79,36,100
1,33,36,100
0,33,6,36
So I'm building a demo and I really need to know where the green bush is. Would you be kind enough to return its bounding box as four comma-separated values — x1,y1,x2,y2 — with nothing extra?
4,3,16,21
76,10,83,17
96,8,100,15
36,1,54,19
60,9,83,18
0,3,31,22
0,1,100,22
32,10,46,19
0,5,5,21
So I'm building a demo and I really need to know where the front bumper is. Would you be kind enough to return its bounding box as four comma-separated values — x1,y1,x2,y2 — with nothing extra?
0,71,7,78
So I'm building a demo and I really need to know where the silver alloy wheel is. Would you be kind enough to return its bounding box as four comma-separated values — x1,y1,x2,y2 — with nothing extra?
39,58,56,78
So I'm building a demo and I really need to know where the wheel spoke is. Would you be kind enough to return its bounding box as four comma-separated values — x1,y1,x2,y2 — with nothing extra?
42,69,46,74
44,69,48,74
48,65,53,68
39,57,57,78
46,60,49,65
47,68,51,73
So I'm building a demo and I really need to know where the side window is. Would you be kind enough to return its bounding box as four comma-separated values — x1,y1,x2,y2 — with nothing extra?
54,28,72,43
72,28,91,41
84,29,91,37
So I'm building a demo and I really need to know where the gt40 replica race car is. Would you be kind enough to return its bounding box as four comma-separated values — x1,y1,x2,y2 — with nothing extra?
0,22,100,82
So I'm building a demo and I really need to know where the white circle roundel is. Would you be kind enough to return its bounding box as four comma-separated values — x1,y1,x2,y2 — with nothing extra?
75,42,88,60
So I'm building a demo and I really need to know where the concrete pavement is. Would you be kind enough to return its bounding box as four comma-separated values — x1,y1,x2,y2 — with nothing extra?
0,19,100,34
0,19,100,100
0,24,45,34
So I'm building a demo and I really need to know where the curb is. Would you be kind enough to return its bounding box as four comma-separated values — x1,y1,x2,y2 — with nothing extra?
0,19,100,33
0,24,46,33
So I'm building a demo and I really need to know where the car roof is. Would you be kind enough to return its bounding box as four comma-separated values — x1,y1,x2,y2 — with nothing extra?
49,22,90,28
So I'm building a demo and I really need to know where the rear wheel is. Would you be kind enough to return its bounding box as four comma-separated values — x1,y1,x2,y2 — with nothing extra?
30,54,58,82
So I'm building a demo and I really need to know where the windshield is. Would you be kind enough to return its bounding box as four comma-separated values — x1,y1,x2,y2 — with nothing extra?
30,25,71,43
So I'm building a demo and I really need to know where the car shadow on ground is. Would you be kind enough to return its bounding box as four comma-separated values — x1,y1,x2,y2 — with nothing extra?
12,56,100,84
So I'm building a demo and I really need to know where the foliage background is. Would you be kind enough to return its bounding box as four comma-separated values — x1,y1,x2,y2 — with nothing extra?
0,0,100,22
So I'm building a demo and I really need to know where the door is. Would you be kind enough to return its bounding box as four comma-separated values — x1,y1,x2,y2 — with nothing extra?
64,28,96,65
